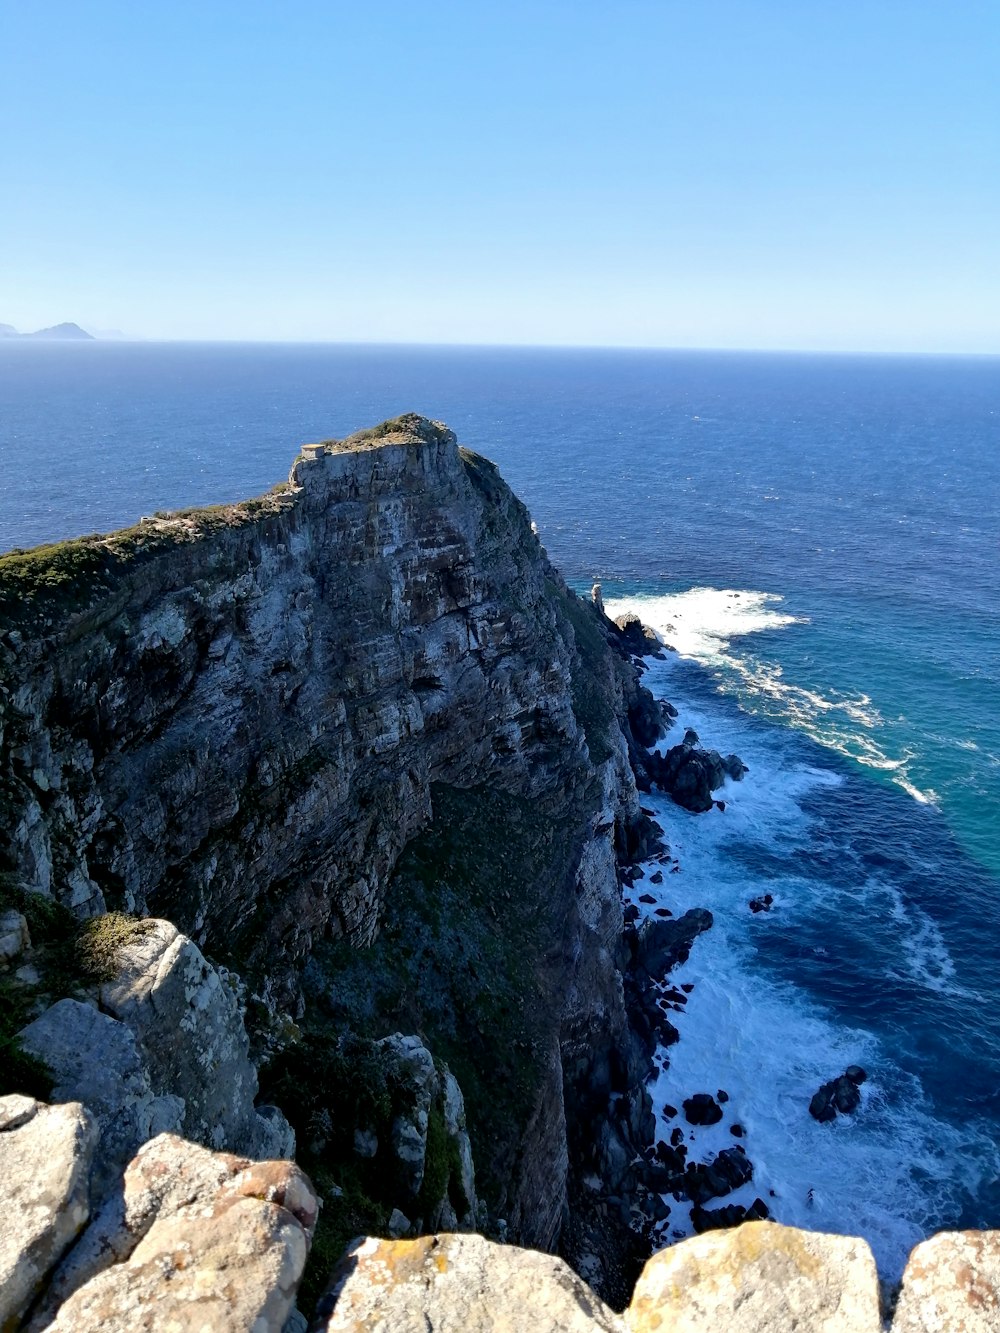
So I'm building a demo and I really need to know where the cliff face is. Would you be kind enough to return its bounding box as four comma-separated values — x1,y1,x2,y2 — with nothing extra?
0,415,658,1293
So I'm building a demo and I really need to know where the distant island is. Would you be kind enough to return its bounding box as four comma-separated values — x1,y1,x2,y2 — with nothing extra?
0,321,95,340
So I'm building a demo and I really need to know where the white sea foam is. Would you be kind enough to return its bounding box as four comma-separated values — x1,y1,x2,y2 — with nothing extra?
605,589,937,805
618,653,998,1277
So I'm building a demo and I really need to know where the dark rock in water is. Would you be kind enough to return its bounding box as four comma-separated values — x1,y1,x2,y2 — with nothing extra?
636,909,713,977
649,870,663,885
624,903,640,923
683,1093,723,1127
684,1147,753,1204
654,907,672,917
717,1090,729,1103
670,1127,684,1147
749,894,774,914
638,893,656,905
660,700,679,721
629,688,664,747
646,731,747,814
730,1123,744,1138
723,753,748,781
809,1069,867,1122
681,984,694,994
691,1195,770,1234
715,800,726,812
662,1104,677,1120
615,613,663,658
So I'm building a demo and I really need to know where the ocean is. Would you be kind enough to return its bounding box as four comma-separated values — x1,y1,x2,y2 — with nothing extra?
1,341,998,1275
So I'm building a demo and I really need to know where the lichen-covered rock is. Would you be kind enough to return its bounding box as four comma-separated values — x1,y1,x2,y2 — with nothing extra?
18,998,184,1203
34,1131,319,1332
98,919,293,1159
312,1233,624,1332
891,1230,1000,1332
625,1221,882,1332
0,1094,97,1329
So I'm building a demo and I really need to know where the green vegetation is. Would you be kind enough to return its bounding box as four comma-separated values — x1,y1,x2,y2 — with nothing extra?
550,582,619,763
0,489,294,629
0,877,152,1097
76,912,155,980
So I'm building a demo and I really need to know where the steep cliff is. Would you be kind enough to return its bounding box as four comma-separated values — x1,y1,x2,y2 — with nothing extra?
0,415,664,1301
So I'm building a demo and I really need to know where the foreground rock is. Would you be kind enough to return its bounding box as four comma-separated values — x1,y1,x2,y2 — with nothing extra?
626,1221,882,1332
313,1233,624,1332
18,919,293,1206
892,1230,1000,1332
0,1096,97,1329
30,1132,319,1332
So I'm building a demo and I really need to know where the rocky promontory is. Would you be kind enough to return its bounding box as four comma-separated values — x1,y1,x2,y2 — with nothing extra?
0,415,994,1328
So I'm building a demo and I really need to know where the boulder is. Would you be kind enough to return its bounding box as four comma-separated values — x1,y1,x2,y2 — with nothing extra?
691,1197,770,1234
683,1094,724,1127
647,733,745,814
809,1069,867,1123
0,1095,98,1329
684,1147,753,1203
892,1229,1000,1332
636,909,713,978
625,1221,882,1332
615,613,661,658
313,1233,624,1332
32,1131,318,1332
18,998,184,1203
97,919,294,1160
0,908,30,963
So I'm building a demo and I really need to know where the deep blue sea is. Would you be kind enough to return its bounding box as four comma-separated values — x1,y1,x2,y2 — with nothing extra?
2,342,998,1274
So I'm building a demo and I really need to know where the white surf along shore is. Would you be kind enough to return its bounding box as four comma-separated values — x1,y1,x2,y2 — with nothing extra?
604,588,994,1279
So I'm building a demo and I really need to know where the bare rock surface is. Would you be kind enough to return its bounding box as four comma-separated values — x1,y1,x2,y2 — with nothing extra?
35,1131,319,1333
18,997,183,1203
312,1233,624,1332
625,1221,882,1333
99,919,294,1159
891,1230,1000,1332
0,1095,97,1329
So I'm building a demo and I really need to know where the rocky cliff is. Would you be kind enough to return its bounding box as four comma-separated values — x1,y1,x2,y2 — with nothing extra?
0,415,668,1303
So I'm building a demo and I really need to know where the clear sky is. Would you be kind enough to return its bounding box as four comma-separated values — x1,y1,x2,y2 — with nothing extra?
2,1,998,351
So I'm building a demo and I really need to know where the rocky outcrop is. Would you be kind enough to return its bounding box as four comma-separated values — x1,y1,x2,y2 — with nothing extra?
626,1222,882,1332
0,1096,97,1329
892,1230,1000,1333
17,918,293,1204
19,1125,318,1332
809,1067,868,1123
313,1233,623,1332
0,416,689,1296
646,728,747,813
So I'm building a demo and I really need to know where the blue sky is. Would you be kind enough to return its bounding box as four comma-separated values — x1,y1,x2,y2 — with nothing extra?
2,1,998,350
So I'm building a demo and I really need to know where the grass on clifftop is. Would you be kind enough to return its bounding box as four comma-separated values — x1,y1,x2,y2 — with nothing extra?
0,489,293,629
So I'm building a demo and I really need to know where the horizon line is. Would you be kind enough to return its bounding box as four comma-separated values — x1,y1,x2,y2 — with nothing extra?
4,335,1000,359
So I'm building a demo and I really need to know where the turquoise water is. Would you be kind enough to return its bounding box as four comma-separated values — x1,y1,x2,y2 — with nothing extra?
1,342,998,1269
